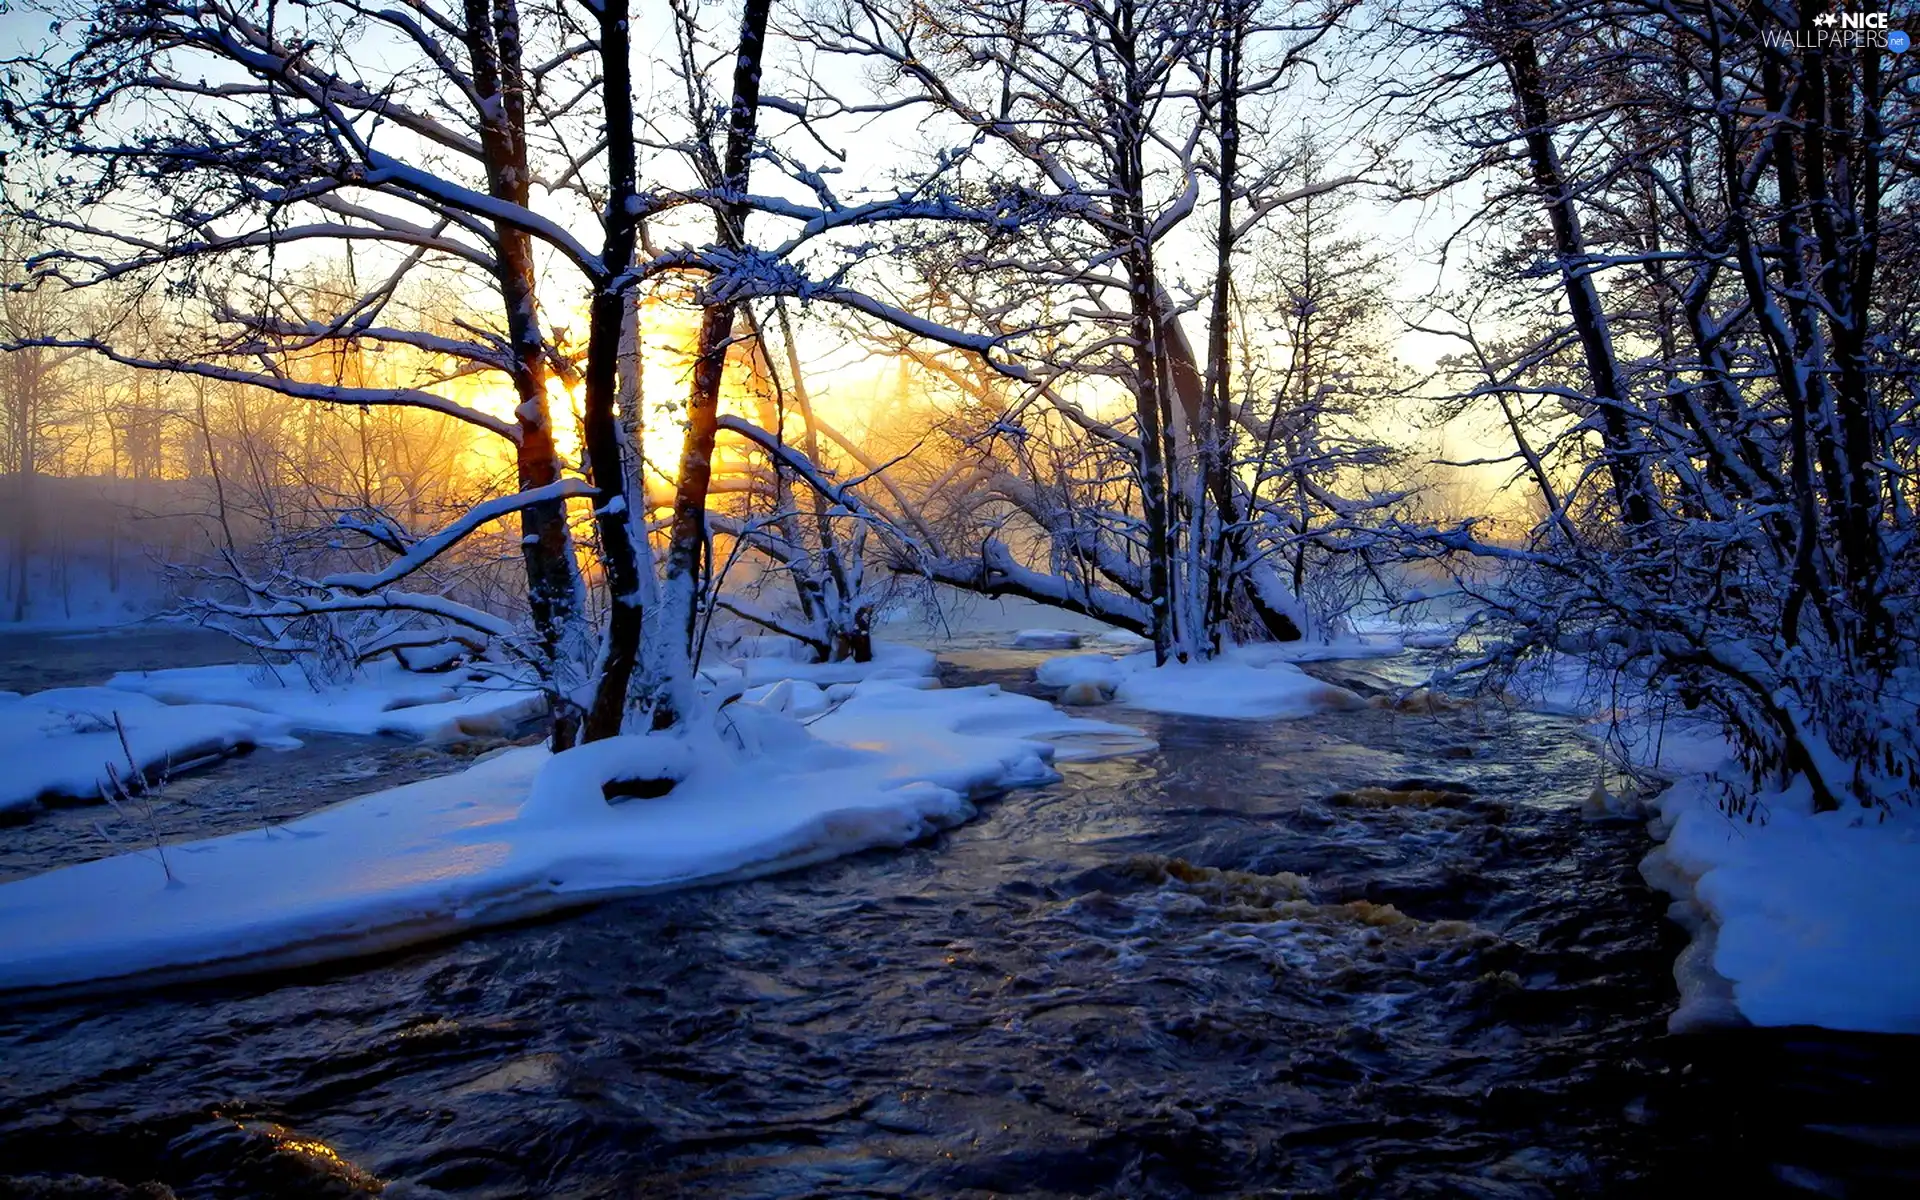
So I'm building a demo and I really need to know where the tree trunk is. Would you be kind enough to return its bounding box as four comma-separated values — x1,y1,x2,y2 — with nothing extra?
464,0,589,747
1495,2,1655,534
580,0,651,741
644,0,775,729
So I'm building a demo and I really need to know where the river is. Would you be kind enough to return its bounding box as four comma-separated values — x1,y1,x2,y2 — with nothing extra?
0,631,1914,1197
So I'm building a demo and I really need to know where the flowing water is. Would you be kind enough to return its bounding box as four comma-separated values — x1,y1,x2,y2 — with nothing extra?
0,636,1915,1197
0,627,242,694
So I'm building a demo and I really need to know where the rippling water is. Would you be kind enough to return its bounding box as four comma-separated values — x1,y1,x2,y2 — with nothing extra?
1,647,1916,1197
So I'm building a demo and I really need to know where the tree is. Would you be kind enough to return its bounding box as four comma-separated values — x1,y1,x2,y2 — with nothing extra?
1389,0,1919,808
801,0,1372,660
0,222,88,619
4,0,608,737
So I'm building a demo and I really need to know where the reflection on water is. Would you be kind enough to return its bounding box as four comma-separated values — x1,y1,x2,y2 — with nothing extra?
0,651,1913,1197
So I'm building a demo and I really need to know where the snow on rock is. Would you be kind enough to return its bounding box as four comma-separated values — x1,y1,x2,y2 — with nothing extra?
106,661,545,743
1011,629,1085,650
807,680,1150,777
1058,682,1113,707
1036,650,1366,720
0,680,1152,993
0,688,290,815
1034,653,1130,691
1644,775,1920,1035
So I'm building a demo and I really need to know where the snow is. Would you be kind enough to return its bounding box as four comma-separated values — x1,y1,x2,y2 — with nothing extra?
1011,629,1084,649
1035,649,1367,720
0,680,1152,993
1645,775,1920,1035
1500,652,1730,775
737,678,832,720
0,688,293,815
0,654,545,818
1234,637,1407,664
106,661,546,742
1502,653,1616,716
0,565,168,631
731,640,939,688
1035,653,1131,690
806,680,1150,777
1236,637,1405,664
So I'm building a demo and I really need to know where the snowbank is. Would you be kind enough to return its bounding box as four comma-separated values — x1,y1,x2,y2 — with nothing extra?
0,688,290,816
877,588,1128,645
729,640,939,688
1035,649,1366,720
737,678,833,720
1234,637,1407,664
0,680,1151,993
107,661,545,742
1011,629,1084,650
1645,776,1920,1035
807,680,1150,777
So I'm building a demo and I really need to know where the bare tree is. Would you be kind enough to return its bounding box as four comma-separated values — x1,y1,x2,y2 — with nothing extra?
4,0,607,738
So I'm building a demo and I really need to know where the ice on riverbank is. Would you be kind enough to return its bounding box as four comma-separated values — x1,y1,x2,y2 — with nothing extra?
0,680,1150,993
106,661,546,742
0,688,292,816
1035,647,1368,719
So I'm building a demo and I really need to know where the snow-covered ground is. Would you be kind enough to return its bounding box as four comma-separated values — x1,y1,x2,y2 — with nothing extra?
1011,629,1086,649
0,687,296,816
0,579,166,632
1033,643,1383,719
0,654,547,818
877,588,1135,648
0,679,1149,993
723,640,939,689
107,660,546,742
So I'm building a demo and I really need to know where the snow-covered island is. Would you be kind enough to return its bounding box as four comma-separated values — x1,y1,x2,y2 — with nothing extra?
0,660,1152,992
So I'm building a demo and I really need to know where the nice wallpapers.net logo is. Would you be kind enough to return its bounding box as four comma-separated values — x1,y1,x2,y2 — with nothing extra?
1764,7,1910,52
